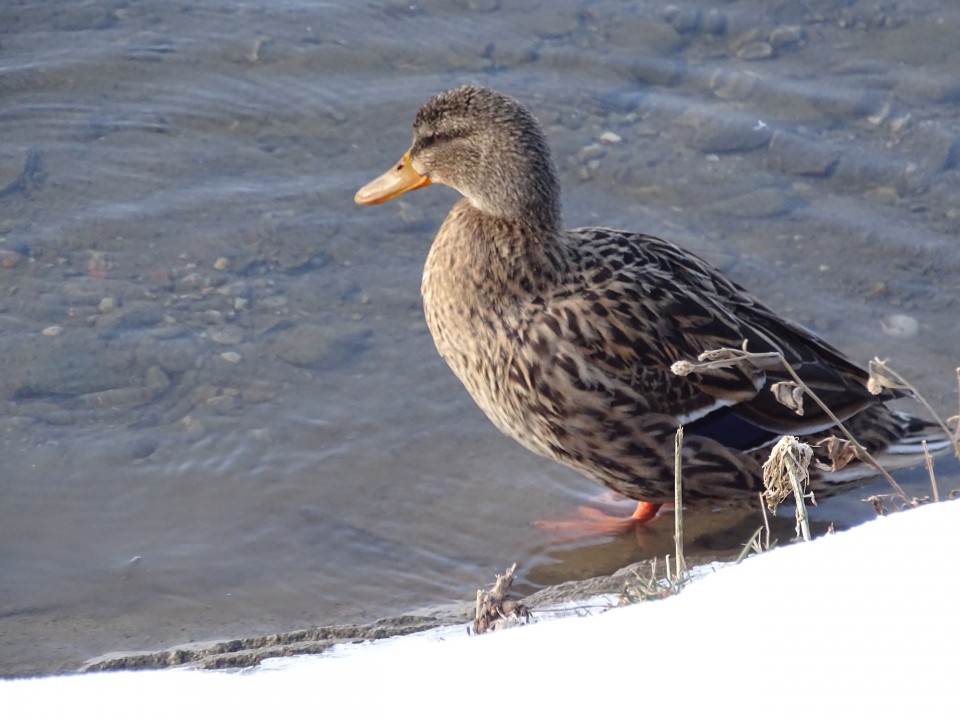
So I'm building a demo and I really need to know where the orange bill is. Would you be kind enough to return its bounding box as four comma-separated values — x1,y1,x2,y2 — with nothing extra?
354,149,432,205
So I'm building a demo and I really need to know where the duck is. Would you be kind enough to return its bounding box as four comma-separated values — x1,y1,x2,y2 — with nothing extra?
355,84,947,531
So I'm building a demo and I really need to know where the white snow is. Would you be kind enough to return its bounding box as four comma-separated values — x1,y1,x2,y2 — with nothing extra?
3,501,958,719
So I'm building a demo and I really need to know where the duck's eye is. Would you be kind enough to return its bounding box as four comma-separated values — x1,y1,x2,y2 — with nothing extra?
422,132,449,148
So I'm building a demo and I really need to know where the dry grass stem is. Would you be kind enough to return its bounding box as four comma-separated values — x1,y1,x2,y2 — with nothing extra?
673,427,687,578
865,493,935,516
923,440,940,503
673,345,908,499
619,558,686,604
953,366,960,448
759,492,771,551
736,526,766,563
762,436,813,541
868,359,960,459
473,563,529,634
618,439,692,605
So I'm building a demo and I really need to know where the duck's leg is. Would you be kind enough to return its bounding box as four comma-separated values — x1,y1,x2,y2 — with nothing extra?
630,501,663,523
536,500,663,537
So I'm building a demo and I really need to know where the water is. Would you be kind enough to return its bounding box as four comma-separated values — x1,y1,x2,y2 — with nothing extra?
1,0,958,676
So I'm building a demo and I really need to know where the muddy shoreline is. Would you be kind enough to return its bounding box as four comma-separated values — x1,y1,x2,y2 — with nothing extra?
80,563,646,674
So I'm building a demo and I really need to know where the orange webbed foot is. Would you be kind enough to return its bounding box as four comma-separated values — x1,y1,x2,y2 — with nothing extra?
536,501,664,539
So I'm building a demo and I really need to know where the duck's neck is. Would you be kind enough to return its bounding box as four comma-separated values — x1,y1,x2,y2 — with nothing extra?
421,199,567,396
463,140,564,233
432,199,568,298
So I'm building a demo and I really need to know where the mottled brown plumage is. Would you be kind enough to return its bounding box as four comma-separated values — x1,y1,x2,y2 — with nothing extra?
356,85,946,522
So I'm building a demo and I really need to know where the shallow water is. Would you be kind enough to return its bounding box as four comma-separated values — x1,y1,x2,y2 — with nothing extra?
1,0,958,676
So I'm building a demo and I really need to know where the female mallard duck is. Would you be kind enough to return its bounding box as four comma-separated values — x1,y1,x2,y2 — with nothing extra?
356,85,945,531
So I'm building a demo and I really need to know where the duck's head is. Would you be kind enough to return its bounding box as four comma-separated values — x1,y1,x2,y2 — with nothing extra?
355,85,562,229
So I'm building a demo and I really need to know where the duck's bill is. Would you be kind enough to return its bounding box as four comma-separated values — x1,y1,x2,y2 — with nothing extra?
354,150,432,205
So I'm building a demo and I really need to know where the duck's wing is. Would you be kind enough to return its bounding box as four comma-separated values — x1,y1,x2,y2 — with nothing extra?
536,228,880,437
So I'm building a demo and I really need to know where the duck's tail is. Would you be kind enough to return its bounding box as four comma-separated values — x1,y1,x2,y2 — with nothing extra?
811,406,954,488
880,411,954,455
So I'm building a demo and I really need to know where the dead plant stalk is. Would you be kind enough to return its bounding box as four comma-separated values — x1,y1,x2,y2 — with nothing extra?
673,427,686,578
673,347,907,499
